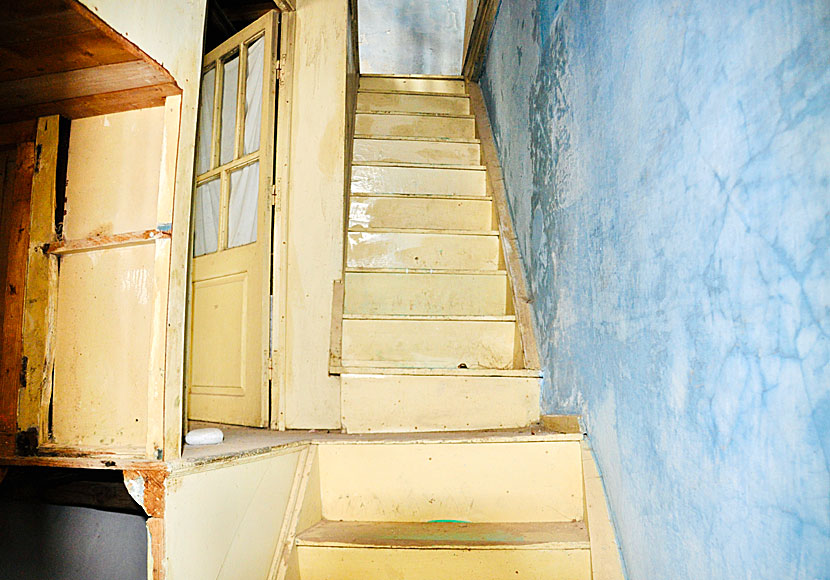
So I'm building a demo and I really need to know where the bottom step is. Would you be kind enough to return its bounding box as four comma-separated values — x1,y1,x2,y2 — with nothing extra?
340,373,540,433
297,520,591,580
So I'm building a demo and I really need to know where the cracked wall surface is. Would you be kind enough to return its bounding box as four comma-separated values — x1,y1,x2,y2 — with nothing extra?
358,0,466,75
480,0,830,578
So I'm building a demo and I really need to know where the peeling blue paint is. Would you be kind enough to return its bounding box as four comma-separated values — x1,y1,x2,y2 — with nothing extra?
481,1,830,578
358,0,466,75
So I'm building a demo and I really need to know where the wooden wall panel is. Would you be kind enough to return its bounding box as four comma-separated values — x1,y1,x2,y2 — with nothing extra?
63,107,164,239
51,244,155,452
165,450,303,579
0,144,35,453
283,0,350,428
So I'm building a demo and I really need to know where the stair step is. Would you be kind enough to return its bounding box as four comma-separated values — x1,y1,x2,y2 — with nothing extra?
298,535,588,580
344,270,510,316
341,318,519,369
315,439,578,520
356,112,475,139
350,195,493,231
347,231,501,270
338,369,539,432
353,137,480,165
357,91,471,115
359,75,467,95
344,314,515,321
354,134,480,144
297,520,589,549
334,366,541,377
349,227,497,236
352,164,485,196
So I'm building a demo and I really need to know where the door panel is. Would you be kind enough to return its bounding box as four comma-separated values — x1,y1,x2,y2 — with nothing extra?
187,12,279,427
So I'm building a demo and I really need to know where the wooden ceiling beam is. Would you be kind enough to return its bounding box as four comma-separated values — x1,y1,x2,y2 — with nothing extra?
0,0,180,122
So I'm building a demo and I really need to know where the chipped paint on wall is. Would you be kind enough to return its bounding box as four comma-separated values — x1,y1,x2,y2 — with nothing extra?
481,0,830,578
358,0,467,75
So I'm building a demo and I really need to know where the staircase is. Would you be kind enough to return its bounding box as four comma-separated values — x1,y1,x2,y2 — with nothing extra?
285,436,592,580
337,74,541,433
275,75,621,580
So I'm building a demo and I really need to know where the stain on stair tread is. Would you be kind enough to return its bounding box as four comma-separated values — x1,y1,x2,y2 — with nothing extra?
296,521,589,550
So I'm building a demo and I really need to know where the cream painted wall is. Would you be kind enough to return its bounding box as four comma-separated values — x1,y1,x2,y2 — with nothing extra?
284,0,351,428
165,450,303,578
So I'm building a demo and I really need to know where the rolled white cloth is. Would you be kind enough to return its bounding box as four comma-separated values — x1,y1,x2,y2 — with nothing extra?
185,427,224,445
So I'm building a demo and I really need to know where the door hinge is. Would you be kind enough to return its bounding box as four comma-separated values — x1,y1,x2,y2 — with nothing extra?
271,181,280,210
276,60,285,84
267,356,274,382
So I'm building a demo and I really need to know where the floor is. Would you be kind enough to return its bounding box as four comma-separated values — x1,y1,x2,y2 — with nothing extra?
180,420,582,463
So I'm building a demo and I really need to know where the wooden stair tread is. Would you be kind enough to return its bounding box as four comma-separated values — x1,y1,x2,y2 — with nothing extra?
353,160,485,170
354,134,480,144
358,88,470,98
349,227,498,236
334,366,541,378
356,110,474,120
342,314,516,322
297,520,589,550
345,267,506,275
349,192,491,201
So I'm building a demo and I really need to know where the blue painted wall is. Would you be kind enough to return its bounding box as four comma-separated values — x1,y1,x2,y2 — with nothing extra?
358,0,466,75
480,1,830,578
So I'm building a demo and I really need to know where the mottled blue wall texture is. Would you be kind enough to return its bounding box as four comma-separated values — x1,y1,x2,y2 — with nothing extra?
481,1,830,578
358,0,466,75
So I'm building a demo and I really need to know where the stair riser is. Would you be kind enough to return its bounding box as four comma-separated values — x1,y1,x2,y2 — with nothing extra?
297,546,591,580
317,440,581,521
357,92,470,114
352,165,486,196
349,196,493,231
353,138,480,165
355,113,475,139
340,375,540,433
347,232,501,270
359,77,466,94
344,272,511,316
341,319,518,369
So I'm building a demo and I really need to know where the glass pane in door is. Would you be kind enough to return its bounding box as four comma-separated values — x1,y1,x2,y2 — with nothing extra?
227,161,260,248
243,36,265,155
220,54,239,165
193,178,221,256
196,67,216,174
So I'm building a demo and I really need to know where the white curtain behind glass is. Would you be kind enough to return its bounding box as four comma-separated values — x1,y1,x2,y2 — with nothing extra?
244,37,264,155
193,179,221,256
228,161,259,248
220,55,239,165
196,68,215,175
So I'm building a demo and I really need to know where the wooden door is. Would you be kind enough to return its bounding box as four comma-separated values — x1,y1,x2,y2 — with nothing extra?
187,12,279,427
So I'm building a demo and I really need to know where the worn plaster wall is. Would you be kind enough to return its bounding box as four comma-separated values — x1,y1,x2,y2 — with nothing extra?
357,0,466,75
481,1,830,578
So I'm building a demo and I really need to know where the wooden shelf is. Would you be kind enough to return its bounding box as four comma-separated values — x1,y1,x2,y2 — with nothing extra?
0,0,180,123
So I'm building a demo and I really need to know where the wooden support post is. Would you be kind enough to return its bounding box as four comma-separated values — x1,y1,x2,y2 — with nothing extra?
0,141,35,454
149,95,181,461
18,115,68,450
124,467,170,580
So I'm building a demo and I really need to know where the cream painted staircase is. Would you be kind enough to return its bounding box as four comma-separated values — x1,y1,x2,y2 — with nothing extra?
335,74,541,433
280,436,595,580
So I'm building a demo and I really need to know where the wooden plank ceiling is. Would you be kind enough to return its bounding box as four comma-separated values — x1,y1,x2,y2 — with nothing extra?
0,0,180,123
